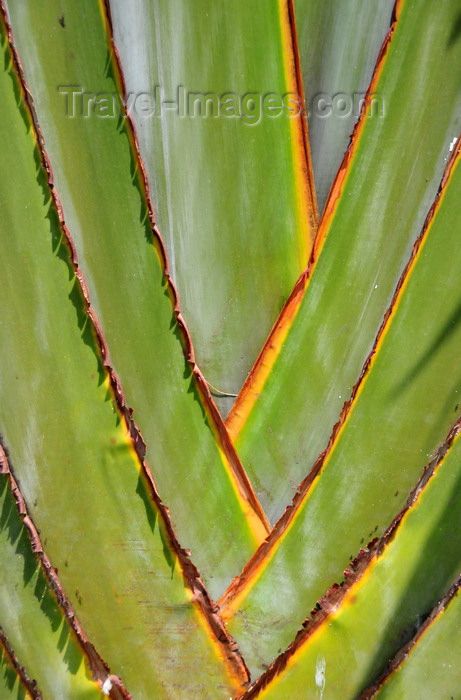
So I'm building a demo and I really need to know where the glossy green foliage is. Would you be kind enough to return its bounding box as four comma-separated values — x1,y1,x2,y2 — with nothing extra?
0,18,243,697
248,422,461,698
2,0,461,697
232,0,461,524
4,0,265,597
377,584,461,698
109,0,317,414
0,643,30,700
295,0,395,210
226,133,461,675
0,474,102,699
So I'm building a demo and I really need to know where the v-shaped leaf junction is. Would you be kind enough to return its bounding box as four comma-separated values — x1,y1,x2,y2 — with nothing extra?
2,0,461,697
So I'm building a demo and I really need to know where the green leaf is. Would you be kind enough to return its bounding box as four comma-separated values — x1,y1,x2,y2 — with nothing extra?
374,577,461,698
0,469,103,700
243,418,461,698
0,635,34,700
222,133,461,673
4,0,269,595
108,0,318,413
0,16,248,697
4,0,461,695
228,0,461,524
295,0,396,210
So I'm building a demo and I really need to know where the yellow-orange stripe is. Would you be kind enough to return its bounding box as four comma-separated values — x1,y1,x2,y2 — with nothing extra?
258,430,460,694
222,139,461,619
227,1,398,440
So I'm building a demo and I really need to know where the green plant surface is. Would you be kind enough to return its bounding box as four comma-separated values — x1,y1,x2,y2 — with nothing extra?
375,579,461,699
295,0,396,210
0,470,103,700
0,17,247,697
108,0,318,412
221,137,461,674
227,0,461,523
0,640,32,700
4,0,269,595
242,418,461,698
3,1,461,697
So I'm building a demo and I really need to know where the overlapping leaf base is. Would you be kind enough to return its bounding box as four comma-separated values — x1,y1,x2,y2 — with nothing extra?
1,0,461,698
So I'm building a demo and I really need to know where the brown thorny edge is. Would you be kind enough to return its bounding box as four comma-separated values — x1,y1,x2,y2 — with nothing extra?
242,411,461,698
219,0,452,617
238,66,461,697
0,443,128,700
0,0,253,692
225,0,403,437
0,621,43,699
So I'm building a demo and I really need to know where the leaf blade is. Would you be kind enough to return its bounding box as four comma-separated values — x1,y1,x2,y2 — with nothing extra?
0,13,248,696
108,0,318,412
228,0,461,524
223,122,461,672
244,417,461,697
4,0,268,595
0,631,37,700
295,0,396,211
0,471,104,700
373,577,461,698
